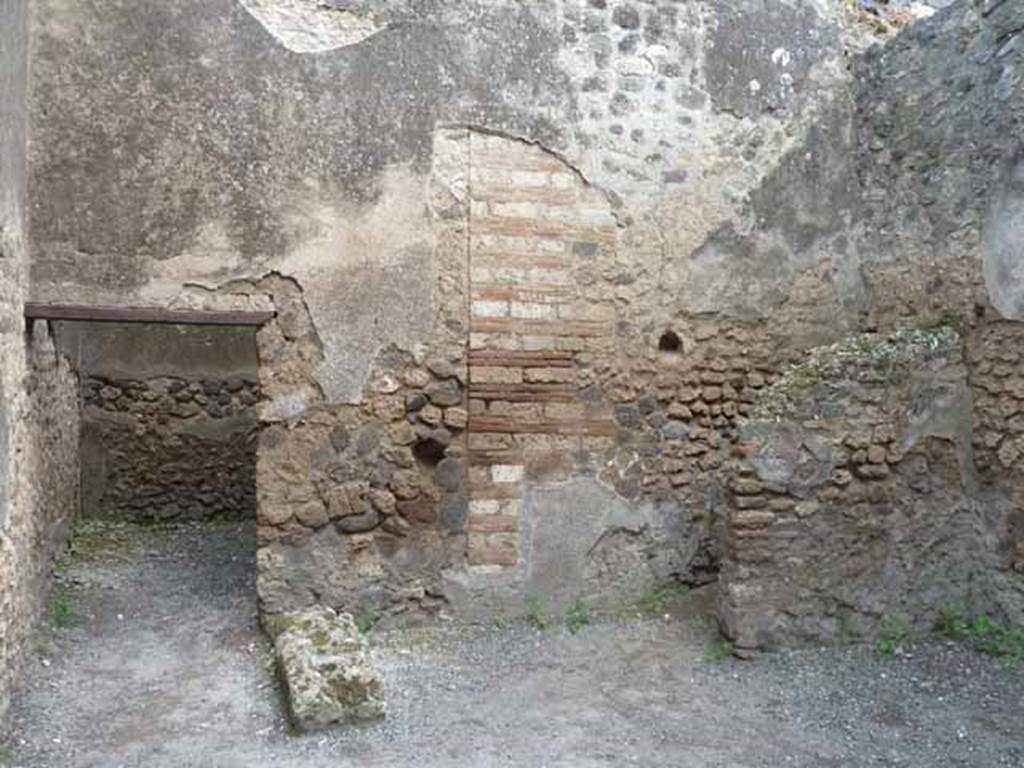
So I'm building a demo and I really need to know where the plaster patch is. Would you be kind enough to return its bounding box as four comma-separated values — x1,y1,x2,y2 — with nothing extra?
236,0,381,53
983,155,1024,321
276,164,437,404
143,220,254,304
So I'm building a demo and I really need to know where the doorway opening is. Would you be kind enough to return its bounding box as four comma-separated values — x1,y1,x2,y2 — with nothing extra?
9,304,287,752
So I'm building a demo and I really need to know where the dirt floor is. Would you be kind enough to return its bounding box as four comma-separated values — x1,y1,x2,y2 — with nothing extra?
1,520,1022,768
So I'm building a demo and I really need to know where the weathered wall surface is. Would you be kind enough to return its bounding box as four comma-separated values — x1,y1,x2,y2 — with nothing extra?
26,0,858,402
711,0,1024,648
22,0,1023,633
25,0,861,624
0,3,80,712
0,321,80,721
0,0,31,720
54,323,259,523
716,327,1006,650
0,0,80,722
0,0,81,712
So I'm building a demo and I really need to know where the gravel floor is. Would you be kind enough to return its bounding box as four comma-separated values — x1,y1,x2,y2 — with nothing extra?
1,520,1022,768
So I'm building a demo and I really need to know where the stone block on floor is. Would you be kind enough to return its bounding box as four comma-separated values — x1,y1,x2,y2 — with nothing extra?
272,607,385,731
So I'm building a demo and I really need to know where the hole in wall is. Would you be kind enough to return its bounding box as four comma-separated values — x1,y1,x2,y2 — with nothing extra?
412,438,447,466
658,330,683,354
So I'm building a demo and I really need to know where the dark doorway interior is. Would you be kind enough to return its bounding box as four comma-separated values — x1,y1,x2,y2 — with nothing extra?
54,321,260,523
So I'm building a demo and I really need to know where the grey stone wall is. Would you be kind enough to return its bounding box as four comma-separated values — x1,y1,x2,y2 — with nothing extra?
716,326,1014,650
78,375,258,522
699,0,1024,647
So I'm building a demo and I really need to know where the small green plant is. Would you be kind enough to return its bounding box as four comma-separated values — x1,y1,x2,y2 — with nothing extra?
915,309,964,336
566,596,590,635
932,601,1023,667
640,584,688,618
708,639,735,663
875,614,910,658
354,604,377,634
0,746,17,766
53,591,78,628
642,586,671,617
881,614,910,641
875,637,896,658
969,615,1024,666
934,601,969,639
971,614,993,642
775,361,827,398
525,593,550,630
492,612,507,630
852,336,878,354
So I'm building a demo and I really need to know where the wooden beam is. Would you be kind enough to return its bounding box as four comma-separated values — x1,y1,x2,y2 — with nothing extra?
23,303,274,327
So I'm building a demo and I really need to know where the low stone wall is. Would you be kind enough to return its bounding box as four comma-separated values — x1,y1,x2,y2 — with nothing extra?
969,321,1024,624
80,375,259,522
716,325,1021,651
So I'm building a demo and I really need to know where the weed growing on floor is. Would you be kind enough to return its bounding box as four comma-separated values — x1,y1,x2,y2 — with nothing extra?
525,593,550,630
934,601,969,639
354,604,378,635
0,746,16,766
969,615,1024,667
642,586,671,617
932,602,1024,667
640,583,688,618
875,614,910,658
53,591,78,628
493,613,507,630
708,639,734,663
566,596,590,635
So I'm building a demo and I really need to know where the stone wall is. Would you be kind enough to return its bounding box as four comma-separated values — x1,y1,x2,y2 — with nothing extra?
0,0,81,715
0,0,31,719
0,0,82,722
715,326,1012,650
78,375,258,522
18,0,1024,637
969,321,1024,624
0,322,80,721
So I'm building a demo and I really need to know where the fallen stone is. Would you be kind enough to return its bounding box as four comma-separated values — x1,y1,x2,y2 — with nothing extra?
273,607,385,732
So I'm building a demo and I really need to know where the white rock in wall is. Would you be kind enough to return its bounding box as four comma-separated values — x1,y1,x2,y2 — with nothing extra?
273,606,385,731
236,0,381,53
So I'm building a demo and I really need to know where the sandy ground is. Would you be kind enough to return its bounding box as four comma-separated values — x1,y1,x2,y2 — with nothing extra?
1,520,1022,768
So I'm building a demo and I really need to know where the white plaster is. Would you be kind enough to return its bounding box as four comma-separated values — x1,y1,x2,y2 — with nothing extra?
469,499,501,516
236,0,382,53
491,465,525,484
273,163,439,404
